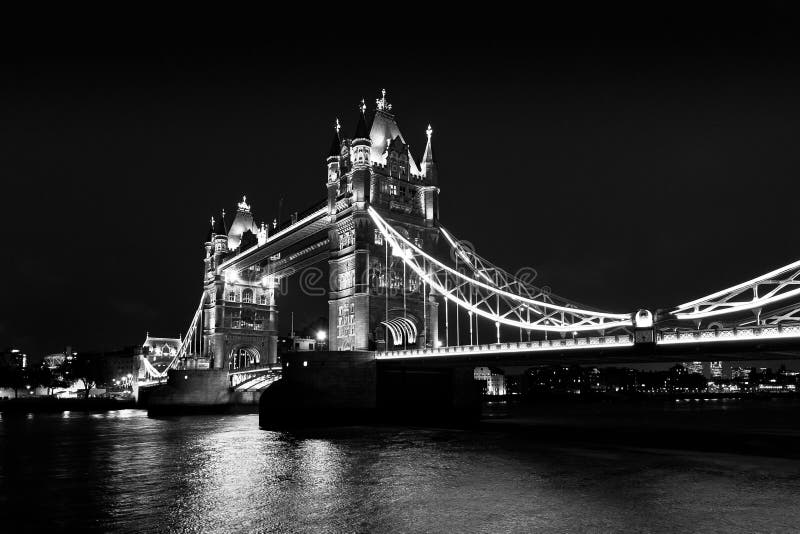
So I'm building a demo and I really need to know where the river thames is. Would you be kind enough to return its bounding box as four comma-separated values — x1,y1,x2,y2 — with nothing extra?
3,401,800,533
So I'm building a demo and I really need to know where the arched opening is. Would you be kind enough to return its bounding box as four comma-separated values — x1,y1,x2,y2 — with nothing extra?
228,346,261,370
380,315,419,348
242,288,253,303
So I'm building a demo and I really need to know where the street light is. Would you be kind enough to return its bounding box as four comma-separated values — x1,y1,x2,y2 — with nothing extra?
316,330,327,352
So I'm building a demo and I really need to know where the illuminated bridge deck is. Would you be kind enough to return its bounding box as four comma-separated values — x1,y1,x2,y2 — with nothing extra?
376,324,800,365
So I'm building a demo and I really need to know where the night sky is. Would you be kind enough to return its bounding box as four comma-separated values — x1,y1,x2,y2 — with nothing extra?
4,9,800,358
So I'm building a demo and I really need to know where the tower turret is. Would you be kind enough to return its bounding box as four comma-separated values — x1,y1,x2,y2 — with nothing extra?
205,217,215,251
204,217,215,275
421,124,437,185
327,118,342,217
350,100,371,205
327,118,342,178
350,100,370,168
213,211,228,256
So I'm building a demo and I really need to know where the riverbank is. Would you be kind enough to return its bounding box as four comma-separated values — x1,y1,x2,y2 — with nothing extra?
0,397,136,413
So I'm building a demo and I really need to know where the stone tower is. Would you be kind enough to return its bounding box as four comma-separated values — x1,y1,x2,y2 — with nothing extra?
327,90,440,351
202,197,278,369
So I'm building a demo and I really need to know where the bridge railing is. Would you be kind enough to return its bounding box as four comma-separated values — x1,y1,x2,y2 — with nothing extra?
377,334,634,359
657,323,800,345
229,365,282,388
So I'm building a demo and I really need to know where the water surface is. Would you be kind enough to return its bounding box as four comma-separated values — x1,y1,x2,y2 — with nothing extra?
2,407,800,532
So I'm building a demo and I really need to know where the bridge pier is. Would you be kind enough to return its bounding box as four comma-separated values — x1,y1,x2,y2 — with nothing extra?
146,369,233,414
258,352,481,428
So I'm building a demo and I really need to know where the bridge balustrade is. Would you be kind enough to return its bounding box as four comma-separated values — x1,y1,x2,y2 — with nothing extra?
377,334,634,359
656,323,800,345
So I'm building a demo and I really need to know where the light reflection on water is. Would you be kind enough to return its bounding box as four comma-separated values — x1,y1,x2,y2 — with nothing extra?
2,409,800,533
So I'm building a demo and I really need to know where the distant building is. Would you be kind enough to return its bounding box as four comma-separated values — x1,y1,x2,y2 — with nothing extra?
292,337,317,352
277,336,317,353
79,346,142,387
474,367,506,395
731,366,751,379
683,361,704,375
0,348,27,369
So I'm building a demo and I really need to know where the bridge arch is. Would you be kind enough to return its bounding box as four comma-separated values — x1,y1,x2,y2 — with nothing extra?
228,345,261,371
379,312,420,349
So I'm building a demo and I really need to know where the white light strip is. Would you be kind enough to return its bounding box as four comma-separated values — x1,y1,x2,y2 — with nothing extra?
218,207,328,271
440,226,493,284
369,207,631,322
227,365,281,376
673,258,800,311
673,287,800,320
376,336,635,359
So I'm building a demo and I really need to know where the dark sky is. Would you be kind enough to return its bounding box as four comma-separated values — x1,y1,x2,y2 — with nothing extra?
4,8,800,357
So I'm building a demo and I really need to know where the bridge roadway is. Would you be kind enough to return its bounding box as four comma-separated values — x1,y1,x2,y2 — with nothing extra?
375,324,800,367
217,197,355,277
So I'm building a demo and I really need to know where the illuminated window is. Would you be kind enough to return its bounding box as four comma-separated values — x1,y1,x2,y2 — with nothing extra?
374,229,383,245
242,289,253,304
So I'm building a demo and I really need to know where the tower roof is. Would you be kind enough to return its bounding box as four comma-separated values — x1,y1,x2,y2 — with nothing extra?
367,89,421,173
213,212,226,236
327,118,341,159
227,195,259,250
353,100,369,140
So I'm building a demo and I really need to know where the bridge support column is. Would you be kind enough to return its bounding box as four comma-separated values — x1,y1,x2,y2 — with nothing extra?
258,352,482,428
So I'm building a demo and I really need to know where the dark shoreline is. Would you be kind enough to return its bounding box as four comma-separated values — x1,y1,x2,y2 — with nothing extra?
0,397,136,413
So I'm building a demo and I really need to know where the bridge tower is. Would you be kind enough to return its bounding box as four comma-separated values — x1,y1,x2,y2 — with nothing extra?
327,90,440,351
202,197,278,370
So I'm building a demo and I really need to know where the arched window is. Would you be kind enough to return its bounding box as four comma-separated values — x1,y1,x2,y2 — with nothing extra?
242,289,253,304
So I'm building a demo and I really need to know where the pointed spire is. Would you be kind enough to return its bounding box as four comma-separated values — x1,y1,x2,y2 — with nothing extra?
327,118,341,158
206,217,215,242
213,211,226,236
422,124,435,164
422,124,437,183
353,99,369,140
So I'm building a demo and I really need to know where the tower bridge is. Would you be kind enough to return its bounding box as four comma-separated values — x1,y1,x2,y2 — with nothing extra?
145,90,800,419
